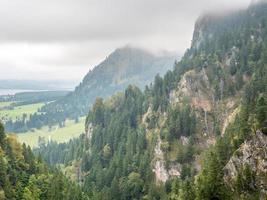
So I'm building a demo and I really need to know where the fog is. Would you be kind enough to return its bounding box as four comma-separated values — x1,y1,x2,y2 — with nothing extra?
0,0,250,81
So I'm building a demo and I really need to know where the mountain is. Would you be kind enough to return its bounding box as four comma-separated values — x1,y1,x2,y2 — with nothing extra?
35,2,267,200
41,46,176,117
4,47,176,133
0,80,75,91
224,130,267,195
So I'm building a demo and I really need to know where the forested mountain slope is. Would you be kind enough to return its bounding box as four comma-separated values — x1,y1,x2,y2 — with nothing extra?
6,47,175,133
0,123,89,200
36,2,267,200
42,46,175,117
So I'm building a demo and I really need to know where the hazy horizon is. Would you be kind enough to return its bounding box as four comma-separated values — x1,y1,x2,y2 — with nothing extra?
0,0,250,82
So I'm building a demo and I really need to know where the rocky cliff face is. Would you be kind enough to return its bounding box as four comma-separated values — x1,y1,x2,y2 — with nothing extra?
224,131,267,196
152,137,181,183
149,2,267,182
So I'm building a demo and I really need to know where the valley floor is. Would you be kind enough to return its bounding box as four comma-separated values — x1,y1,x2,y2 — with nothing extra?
0,100,85,147
17,117,85,147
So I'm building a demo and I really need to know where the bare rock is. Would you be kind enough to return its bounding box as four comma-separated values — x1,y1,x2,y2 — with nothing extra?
224,131,267,195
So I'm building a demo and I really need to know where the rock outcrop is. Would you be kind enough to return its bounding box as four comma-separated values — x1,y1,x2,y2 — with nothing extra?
224,131,267,195
152,137,181,183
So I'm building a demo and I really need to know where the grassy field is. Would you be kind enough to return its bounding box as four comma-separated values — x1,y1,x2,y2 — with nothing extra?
0,103,44,121
0,101,14,108
0,100,85,147
17,117,85,148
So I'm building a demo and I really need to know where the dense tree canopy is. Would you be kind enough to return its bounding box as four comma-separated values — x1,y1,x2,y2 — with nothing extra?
27,2,267,199
0,124,88,200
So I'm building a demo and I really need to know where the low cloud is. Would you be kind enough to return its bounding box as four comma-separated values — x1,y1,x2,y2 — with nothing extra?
0,0,250,81
0,0,250,42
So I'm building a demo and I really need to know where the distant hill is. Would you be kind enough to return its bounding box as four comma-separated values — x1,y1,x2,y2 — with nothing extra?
41,46,177,117
5,46,176,132
0,79,75,91
0,91,69,105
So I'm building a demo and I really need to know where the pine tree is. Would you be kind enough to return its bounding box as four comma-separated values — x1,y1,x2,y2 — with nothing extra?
0,123,5,149
256,96,267,131
195,151,230,200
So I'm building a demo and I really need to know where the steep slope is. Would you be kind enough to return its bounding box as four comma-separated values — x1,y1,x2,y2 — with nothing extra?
35,2,267,199
6,47,176,133
0,123,88,200
224,131,267,196
42,46,176,117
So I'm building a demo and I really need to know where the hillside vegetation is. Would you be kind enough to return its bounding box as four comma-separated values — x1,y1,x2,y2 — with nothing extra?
5,47,176,133
0,123,89,200
36,2,267,200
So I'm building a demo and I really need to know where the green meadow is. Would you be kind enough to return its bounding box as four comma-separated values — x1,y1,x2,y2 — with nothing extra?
0,102,44,121
0,100,85,147
17,117,85,148
0,101,14,108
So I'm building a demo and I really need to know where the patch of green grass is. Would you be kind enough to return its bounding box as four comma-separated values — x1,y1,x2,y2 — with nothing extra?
0,103,44,121
1,101,86,147
0,101,14,108
16,117,86,148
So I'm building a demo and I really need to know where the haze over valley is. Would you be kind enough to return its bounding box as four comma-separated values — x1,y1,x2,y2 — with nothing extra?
0,0,266,200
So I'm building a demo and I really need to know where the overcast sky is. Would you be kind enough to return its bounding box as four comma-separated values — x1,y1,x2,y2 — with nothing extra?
0,0,250,83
